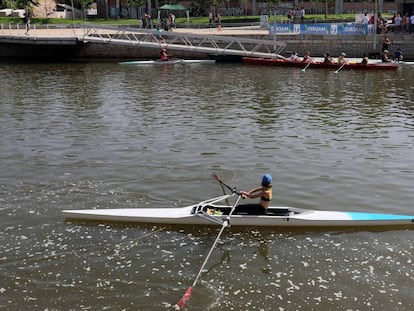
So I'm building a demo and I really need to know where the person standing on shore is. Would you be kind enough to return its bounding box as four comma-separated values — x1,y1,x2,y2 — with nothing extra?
362,13,369,24
394,13,402,33
287,10,293,23
216,13,222,31
23,12,30,34
300,7,305,23
141,14,147,29
208,12,213,28
410,13,414,33
402,13,409,32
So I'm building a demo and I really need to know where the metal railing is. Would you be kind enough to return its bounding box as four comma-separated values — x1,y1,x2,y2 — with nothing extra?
0,23,287,58
81,25,286,58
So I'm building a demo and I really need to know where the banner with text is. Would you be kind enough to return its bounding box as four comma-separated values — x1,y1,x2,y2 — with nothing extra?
268,23,372,35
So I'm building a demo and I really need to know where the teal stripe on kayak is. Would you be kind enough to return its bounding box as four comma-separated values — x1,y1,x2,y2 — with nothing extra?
347,212,414,221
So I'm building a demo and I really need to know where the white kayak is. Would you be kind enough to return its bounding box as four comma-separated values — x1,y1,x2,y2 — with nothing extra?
119,59,216,65
63,194,414,228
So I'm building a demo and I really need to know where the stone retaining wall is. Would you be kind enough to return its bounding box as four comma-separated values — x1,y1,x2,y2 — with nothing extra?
278,34,413,60
76,33,414,60
1,32,413,61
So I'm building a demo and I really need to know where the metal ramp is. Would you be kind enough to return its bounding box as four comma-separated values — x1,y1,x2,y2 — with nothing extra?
81,25,286,59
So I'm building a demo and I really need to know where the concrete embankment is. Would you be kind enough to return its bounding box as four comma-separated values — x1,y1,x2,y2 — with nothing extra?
175,27,413,60
272,33,413,60
0,26,412,61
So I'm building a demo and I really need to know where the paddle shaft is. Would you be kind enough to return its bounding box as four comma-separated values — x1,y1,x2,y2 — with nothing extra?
335,62,346,73
192,195,241,286
218,182,230,205
175,195,242,310
301,61,312,71
213,174,241,195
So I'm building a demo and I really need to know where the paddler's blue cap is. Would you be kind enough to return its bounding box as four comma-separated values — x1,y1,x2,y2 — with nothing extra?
261,174,272,186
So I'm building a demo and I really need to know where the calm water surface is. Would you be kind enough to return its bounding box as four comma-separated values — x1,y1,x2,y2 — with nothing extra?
0,62,413,310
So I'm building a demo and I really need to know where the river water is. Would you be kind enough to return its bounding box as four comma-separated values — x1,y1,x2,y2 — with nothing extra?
0,62,413,310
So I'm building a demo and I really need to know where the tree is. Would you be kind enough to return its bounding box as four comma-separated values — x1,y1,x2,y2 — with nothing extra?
309,0,336,18
127,0,146,18
195,0,224,14
2,0,39,9
261,0,281,6
76,0,90,19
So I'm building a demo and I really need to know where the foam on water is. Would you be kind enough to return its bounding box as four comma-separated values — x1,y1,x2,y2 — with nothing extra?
1,63,414,310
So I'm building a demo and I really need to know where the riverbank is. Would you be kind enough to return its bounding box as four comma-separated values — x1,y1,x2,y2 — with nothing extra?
0,25,413,61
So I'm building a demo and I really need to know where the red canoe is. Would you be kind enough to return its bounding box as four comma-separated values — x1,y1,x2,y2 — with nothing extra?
242,57,399,70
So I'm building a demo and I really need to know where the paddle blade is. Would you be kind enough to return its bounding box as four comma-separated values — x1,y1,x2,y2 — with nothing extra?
174,287,193,310
212,173,221,181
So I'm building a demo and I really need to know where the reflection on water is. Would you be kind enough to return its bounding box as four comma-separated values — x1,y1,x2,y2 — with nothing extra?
0,63,413,310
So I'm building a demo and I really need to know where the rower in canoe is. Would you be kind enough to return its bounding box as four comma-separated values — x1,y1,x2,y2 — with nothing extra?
236,174,273,214
337,52,348,65
160,48,170,61
302,51,313,63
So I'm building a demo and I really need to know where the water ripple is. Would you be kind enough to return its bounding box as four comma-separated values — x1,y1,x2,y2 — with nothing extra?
1,63,414,310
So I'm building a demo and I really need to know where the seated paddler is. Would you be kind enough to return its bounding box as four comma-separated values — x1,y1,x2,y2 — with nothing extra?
160,48,170,61
235,174,273,215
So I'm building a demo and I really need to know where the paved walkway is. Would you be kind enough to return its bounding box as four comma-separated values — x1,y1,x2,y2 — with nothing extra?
0,27,83,38
0,25,270,39
174,26,269,36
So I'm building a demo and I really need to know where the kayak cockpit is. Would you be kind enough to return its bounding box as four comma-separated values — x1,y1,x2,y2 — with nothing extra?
190,194,301,218
194,204,297,217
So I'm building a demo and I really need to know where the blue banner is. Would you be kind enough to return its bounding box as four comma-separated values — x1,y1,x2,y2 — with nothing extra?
268,23,370,35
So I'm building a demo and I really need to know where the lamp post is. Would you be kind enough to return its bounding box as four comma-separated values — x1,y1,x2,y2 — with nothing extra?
373,0,377,51
71,0,75,19
273,11,277,54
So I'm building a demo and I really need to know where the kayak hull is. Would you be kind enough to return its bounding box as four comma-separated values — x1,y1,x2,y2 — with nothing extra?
119,59,215,65
63,204,414,227
242,57,399,70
